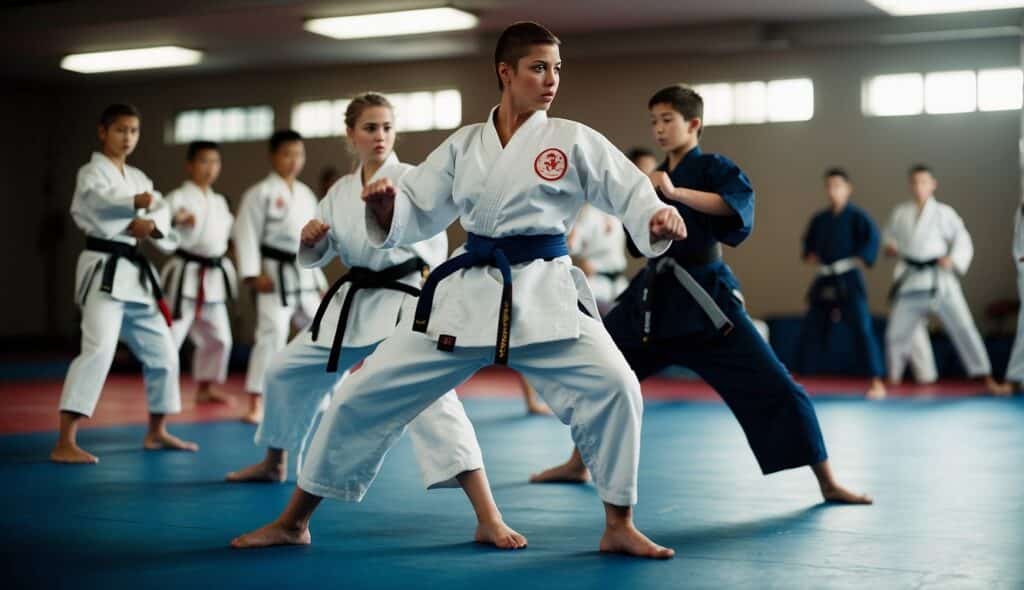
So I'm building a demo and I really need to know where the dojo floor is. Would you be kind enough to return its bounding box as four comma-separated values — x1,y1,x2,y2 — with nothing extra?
2,370,1022,589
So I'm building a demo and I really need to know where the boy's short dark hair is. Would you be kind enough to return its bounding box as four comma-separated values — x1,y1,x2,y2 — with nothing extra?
186,140,220,161
269,129,303,153
908,163,932,177
99,104,140,128
626,147,655,164
494,21,561,91
648,85,704,137
824,167,850,182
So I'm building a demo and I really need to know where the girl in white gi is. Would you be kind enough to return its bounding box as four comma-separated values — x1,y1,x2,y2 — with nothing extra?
1005,196,1024,392
234,131,327,423
225,93,524,548
884,164,1012,395
231,22,686,558
158,141,236,405
52,104,197,464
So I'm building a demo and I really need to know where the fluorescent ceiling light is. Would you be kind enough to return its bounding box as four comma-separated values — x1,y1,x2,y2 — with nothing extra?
61,46,202,73
867,0,1024,15
305,7,478,40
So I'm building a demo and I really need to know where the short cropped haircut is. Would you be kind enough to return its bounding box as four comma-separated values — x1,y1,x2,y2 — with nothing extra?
626,147,655,164
99,104,140,128
824,167,850,182
908,163,932,177
269,129,303,153
648,85,704,137
494,21,561,91
186,140,220,161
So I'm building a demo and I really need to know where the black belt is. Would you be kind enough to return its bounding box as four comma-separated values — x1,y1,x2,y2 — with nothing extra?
674,243,723,268
310,257,426,373
641,245,730,344
598,270,625,281
85,236,172,326
414,233,569,365
172,249,234,320
888,256,941,301
260,244,299,306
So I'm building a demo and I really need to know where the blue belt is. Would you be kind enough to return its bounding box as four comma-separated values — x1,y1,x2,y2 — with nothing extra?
413,233,569,365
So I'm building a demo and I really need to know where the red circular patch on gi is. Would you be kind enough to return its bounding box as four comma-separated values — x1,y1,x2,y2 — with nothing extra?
274,196,286,209
534,148,568,181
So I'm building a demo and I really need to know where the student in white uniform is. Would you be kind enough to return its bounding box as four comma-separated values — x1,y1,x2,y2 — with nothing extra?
51,104,198,464
234,131,327,424
157,141,237,405
884,164,1012,395
568,205,628,312
226,94,524,548
231,22,686,559
1001,197,1024,392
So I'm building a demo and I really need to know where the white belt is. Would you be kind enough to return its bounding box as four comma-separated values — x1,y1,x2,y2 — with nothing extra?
817,257,859,277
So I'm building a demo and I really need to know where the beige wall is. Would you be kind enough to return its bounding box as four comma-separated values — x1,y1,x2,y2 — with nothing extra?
5,35,1020,342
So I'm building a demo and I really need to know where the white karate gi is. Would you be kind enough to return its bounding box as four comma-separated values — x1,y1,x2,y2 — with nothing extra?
1005,200,1024,382
157,181,237,384
569,204,628,305
255,154,481,489
233,173,327,394
59,152,180,417
298,107,670,507
884,197,991,381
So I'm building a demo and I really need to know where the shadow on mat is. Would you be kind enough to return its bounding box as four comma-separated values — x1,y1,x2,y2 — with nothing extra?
654,505,830,548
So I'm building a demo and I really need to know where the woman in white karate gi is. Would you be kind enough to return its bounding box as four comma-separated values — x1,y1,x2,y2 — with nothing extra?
53,104,197,464
158,141,237,405
232,22,686,559
884,164,1011,395
225,94,524,548
233,131,328,423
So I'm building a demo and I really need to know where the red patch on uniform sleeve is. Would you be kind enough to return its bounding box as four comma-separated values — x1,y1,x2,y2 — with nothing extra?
534,148,568,181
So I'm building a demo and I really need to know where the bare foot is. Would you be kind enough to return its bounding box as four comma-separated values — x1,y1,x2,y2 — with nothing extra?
599,523,674,559
50,442,99,464
241,408,263,425
475,519,528,550
231,521,311,549
985,377,1013,397
529,461,590,484
143,431,199,452
822,484,873,505
865,379,887,400
526,401,553,416
226,461,287,483
196,387,233,405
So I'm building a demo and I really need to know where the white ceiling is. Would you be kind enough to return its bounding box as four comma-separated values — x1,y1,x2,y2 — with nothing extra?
0,0,1019,83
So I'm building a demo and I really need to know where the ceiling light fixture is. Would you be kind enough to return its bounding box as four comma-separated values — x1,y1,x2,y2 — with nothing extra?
867,0,1024,16
304,7,478,40
61,46,203,73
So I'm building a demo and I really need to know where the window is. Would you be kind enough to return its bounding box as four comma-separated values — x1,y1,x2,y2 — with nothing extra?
978,68,1024,111
924,71,976,114
862,73,924,117
169,105,273,144
291,89,462,137
863,67,1021,117
692,78,814,126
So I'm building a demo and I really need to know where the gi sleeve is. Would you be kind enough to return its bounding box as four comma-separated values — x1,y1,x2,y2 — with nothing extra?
854,208,881,267
298,192,338,269
944,206,974,275
705,154,755,247
1013,202,1024,265
367,130,464,249
576,126,669,258
232,185,266,279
